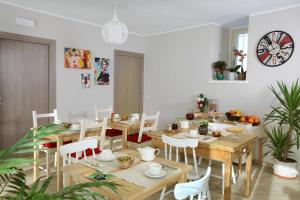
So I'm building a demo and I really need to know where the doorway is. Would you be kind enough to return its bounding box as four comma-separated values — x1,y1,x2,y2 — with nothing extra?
114,50,144,115
0,32,56,149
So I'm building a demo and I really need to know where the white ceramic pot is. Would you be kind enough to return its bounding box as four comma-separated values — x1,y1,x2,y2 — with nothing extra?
179,120,191,129
273,158,299,179
228,72,236,80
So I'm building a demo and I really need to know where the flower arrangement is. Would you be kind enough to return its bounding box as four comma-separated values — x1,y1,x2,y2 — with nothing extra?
232,49,247,80
197,94,208,112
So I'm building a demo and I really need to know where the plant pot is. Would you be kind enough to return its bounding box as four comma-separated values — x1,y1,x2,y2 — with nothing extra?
198,127,208,135
237,72,246,80
216,73,224,80
228,72,236,80
273,158,299,179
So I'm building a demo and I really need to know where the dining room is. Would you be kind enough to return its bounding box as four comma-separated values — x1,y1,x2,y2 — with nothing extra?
0,0,300,200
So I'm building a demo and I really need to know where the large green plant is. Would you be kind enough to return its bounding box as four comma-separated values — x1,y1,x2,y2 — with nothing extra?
264,80,300,161
0,124,118,199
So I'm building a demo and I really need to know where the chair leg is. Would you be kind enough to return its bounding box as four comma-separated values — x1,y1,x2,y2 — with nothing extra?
45,150,51,177
222,163,224,194
206,189,211,200
54,152,57,167
109,139,114,150
159,187,167,200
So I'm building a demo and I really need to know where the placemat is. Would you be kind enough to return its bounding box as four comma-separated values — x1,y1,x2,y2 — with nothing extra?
173,132,218,143
112,161,181,188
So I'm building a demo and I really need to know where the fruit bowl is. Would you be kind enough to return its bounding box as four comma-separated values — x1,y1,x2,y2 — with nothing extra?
117,155,135,169
226,112,241,121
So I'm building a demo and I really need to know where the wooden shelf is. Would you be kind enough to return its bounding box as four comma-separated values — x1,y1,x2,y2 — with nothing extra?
208,80,248,84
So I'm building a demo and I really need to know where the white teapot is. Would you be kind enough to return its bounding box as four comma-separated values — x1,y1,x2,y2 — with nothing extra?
138,146,160,161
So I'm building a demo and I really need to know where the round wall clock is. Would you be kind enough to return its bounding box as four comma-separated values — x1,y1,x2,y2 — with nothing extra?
256,30,294,67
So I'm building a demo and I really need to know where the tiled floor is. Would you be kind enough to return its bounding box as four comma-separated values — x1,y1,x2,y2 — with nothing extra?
25,160,300,200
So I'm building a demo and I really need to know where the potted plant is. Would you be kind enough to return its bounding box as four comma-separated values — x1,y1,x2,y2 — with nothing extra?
225,65,241,80
0,124,118,199
197,94,208,113
212,60,227,80
264,80,300,179
232,49,247,80
198,120,209,135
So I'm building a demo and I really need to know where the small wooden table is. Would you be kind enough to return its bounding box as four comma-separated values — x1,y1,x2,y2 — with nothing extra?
63,150,192,200
107,121,140,149
33,129,100,191
151,130,258,200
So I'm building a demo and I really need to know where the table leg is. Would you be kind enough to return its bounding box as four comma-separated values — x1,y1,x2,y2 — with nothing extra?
56,138,63,191
122,128,128,149
33,137,39,181
245,144,253,197
223,153,232,200
258,138,263,165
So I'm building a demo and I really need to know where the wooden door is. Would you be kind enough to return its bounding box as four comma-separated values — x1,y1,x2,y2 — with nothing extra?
114,50,144,115
0,39,49,149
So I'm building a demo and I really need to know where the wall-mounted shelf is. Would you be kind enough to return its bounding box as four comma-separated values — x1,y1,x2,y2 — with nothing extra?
208,80,249,84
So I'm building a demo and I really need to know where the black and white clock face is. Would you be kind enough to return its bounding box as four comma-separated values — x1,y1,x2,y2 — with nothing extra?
256,31,294,67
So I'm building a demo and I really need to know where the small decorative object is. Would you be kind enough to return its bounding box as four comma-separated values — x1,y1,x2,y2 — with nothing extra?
64,48,92,69
198,120,208,135
257,31,294,67
225,65,240,80
117,155,135,169
171,123,178,130
212,60,227,80
226,109,242,121
102,0,128,44
232,49,247,80
94,58,110,85
212,130,221,137
81,73,91,88
186,109,194,120
197,94,208,112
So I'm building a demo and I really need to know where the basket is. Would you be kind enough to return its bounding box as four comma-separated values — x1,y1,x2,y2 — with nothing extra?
117,155,135,169
226,112,241,121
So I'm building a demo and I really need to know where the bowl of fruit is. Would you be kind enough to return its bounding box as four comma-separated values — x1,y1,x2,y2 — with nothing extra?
226,109,242,121
117,155,135,169
239,115,260,126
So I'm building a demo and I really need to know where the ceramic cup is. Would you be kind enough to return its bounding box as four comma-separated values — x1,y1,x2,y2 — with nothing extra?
100,149,113,159
149,163,162,176
189,129,198,137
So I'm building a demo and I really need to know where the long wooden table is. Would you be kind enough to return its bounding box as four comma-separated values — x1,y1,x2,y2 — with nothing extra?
63,150,192,200
151,130,258,200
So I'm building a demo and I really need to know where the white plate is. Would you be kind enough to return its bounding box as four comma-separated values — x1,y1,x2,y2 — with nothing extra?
99,155,116,162
186,135,199,138
69,127,80,131
144,169,167,179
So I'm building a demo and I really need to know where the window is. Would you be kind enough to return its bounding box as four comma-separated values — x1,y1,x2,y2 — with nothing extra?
230,28,248,71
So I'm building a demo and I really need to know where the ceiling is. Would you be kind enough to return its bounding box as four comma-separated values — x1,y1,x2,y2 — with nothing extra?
1,0,300,36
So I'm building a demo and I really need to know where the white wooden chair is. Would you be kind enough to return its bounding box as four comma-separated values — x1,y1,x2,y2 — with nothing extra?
174,167,211,200
59,138,98,187
77,118,107,158
159,135,200,200
127,111,160,147
95,106,123,150
32,109,72,177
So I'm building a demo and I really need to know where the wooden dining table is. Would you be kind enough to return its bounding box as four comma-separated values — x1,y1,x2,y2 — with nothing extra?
150,129,258,200
63,149,192,200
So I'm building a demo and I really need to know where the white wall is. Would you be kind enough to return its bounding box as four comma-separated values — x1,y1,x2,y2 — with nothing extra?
144,6,300,163
0,3,146,121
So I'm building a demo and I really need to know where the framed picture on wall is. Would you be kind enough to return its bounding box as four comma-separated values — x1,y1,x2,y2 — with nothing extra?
94,57,110,85
64,47,92,69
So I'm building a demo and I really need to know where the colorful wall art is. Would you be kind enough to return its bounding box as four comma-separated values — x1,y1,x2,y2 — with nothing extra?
81,73,91,88
94,57,110,85
64,48,92,69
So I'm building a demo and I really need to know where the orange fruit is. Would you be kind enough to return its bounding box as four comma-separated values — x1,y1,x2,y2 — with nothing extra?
248,118,254,124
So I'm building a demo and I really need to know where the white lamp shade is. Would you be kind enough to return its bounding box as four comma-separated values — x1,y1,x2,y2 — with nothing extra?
101,15,128,44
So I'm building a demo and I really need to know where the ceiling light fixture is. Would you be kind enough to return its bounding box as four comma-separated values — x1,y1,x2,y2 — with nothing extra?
101,0,128,44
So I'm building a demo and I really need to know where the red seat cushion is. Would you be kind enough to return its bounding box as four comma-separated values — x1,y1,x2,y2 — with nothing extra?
42,139,72,148
70,147,101,160
127,133,152,144
106,129,122,137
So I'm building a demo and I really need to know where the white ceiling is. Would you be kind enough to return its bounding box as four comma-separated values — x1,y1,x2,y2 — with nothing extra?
1,0,300,36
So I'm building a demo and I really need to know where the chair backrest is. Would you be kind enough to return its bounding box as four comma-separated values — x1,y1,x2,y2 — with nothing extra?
137,111,160,142
174,167,211,200
59,138,98,166
79,118,107,149
95,105,112,121
162,134,199,178
32,109,58,128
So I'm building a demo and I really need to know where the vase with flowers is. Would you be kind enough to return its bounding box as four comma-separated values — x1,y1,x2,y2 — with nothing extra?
197,94,208,113
232,49,247,80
